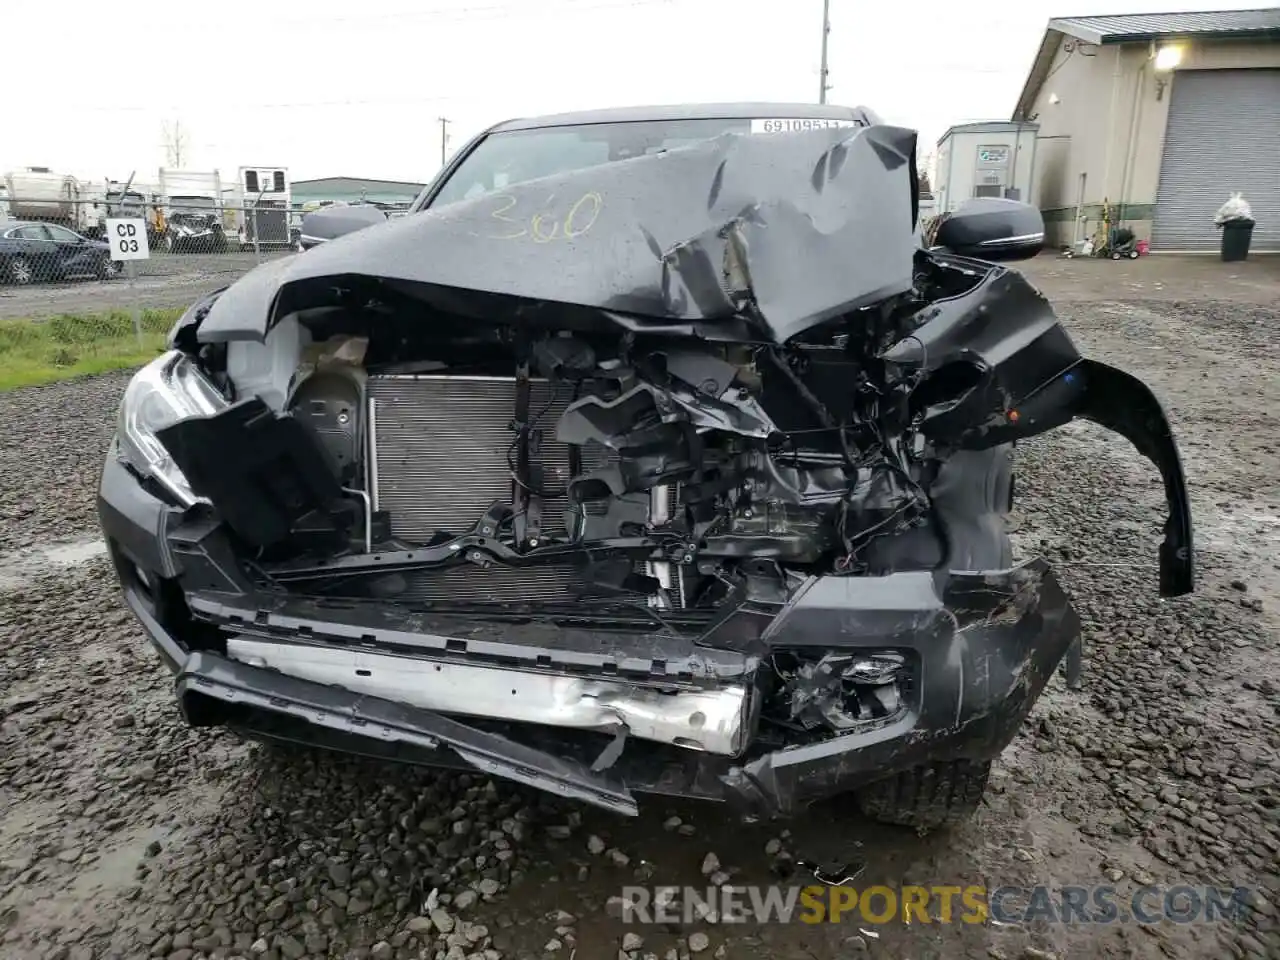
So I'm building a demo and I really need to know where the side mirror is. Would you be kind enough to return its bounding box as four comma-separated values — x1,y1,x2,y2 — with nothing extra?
298,204,388,250
931,198,1045,262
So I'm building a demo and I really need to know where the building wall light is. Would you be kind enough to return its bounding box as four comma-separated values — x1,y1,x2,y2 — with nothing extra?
1154,45,1183,72
1153,45,1183,100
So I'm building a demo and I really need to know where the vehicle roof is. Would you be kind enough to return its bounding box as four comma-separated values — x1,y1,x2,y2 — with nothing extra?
487,102,879,132
0,220,90,234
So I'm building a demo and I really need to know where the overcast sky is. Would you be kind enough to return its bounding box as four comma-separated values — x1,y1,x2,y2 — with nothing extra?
0,0,1258,186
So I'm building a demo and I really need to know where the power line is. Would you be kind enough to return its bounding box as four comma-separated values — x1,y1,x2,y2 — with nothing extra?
274,0,675,28
47,94,461,115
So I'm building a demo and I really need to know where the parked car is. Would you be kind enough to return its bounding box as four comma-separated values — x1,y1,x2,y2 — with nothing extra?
99,103,1192,829
163,196,228,254
0,221,121,285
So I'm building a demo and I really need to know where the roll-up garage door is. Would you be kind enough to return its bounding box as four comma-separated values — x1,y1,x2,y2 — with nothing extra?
1153,69,1280,251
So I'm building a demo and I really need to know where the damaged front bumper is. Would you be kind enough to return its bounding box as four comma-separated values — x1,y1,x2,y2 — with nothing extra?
102,450,1080,818
223,635,753,757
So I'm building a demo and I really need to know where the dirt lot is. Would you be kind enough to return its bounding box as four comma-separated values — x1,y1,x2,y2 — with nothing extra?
1,254,1277,960
0,252,283,321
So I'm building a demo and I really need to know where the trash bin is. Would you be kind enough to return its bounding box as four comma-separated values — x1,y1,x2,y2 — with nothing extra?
1221,219,1255,262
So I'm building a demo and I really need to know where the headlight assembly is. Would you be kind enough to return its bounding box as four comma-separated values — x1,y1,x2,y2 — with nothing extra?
117,351,227,505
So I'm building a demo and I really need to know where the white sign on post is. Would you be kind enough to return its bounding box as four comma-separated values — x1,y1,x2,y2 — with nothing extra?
105,218,151,261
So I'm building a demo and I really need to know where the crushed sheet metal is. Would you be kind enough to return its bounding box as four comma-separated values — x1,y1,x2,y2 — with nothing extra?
196,124,919,346
177,651,640,816
556,381,778,450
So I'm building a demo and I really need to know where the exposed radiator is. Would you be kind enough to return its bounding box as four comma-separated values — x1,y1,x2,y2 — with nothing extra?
366,374,599,602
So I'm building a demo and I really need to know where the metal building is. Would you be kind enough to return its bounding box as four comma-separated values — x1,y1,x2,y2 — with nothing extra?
1014,8,1280,251
292,177,427,208
934,121,1040,215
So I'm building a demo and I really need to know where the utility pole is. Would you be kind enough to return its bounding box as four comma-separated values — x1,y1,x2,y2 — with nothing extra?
438,117,451,166
818,0,831,104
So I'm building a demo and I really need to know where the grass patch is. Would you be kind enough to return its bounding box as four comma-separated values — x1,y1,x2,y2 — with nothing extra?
0,309,183,391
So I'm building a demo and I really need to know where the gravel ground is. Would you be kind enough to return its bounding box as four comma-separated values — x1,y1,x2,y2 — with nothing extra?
1,255,1277,960
0,252,286,320
0,372,133,551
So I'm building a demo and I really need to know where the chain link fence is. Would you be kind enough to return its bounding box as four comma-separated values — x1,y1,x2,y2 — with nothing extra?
0,197,300,289
0,199,302,389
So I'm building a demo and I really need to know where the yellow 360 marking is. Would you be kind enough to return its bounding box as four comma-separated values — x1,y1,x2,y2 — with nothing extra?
530,206,560,243
564,191,602,238
487,194,526,240
487,190,603,242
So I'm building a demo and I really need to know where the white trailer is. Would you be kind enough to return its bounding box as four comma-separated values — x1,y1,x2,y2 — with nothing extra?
935,121,1039,215
0,169,161,238
230,166,293,249
2,168,82,227
158,169,224,211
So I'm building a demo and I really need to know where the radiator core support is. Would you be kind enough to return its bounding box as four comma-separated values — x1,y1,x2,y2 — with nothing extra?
366,374,602,602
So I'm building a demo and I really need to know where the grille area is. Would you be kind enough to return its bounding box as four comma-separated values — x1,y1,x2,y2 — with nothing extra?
367,374,596,602
381,561,586,603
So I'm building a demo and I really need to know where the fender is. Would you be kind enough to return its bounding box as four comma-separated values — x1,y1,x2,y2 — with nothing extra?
965,357,1194,597
889,263,1193,598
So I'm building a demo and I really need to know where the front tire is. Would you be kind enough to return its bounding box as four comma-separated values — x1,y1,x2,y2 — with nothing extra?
98,257,122,281
857,759,991,832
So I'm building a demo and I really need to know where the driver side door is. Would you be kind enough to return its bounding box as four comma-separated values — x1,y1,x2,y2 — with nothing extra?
45,224,97,276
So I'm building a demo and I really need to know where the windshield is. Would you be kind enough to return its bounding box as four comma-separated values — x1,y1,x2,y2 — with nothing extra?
429,117,857,208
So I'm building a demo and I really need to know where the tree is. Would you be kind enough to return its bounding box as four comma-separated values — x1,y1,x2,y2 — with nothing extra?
162,120,189,168
917,149,936,197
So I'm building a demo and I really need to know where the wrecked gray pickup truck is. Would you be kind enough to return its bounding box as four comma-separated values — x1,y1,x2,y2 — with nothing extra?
98,103,1193,828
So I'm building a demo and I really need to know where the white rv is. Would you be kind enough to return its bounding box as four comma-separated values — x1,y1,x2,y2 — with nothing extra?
2,168,82,227
0,169,166,239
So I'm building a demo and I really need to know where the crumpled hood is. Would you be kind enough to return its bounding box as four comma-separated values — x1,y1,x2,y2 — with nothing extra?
171,214,217,233
197,123,920,345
